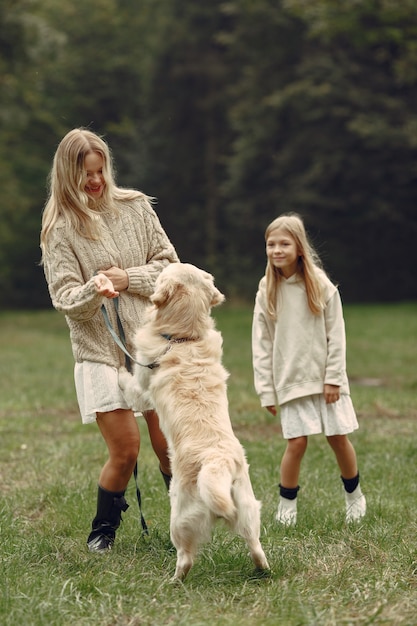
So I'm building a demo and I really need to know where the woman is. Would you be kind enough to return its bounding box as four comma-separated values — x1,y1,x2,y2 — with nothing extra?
40,128,179,551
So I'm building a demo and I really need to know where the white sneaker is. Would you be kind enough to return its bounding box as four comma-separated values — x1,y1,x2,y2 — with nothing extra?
275,496,297,526
345,486,366,522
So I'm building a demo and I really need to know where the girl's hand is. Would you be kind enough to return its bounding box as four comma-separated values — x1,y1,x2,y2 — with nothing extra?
324,384,340,404
266,405,277,416
94,273,119,299
99,266,129,292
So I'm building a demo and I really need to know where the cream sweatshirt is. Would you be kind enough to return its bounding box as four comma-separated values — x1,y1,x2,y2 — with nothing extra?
252,268,350,407
43,196,179,367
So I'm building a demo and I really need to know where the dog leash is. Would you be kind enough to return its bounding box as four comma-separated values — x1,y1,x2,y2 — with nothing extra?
100,299,161,370
133,463,149,535
101,300,196,368
100,297,149,535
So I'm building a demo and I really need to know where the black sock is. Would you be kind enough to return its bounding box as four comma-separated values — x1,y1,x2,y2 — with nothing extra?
279,484,300,500
341,473,359,494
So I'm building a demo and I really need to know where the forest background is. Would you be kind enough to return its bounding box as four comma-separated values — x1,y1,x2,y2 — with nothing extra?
1,0,417,309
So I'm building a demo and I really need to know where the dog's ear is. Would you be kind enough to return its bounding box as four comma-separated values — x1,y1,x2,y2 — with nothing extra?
202,270,225,308
151,278,176,307
210,286,225,308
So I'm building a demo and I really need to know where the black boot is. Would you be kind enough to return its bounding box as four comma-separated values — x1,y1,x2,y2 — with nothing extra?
159,466,172,491
87,485,129,553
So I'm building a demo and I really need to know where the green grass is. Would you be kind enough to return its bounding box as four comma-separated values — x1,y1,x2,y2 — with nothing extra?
0,303,416,625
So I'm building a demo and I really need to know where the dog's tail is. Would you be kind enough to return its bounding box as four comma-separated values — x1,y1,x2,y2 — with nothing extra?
197,462,236,521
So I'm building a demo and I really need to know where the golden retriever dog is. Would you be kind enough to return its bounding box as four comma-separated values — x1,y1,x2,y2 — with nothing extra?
119,262,269,581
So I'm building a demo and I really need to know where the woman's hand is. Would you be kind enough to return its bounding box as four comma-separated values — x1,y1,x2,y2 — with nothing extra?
324,384,340,404
99,266,129,292
266,405,277,416
94,273,119,299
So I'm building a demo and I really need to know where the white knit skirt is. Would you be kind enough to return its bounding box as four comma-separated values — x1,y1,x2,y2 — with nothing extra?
279,393,359,439
74,361,151,424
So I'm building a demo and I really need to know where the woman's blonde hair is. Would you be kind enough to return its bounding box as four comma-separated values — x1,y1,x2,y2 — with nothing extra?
40,128,143,260
264,213,325,317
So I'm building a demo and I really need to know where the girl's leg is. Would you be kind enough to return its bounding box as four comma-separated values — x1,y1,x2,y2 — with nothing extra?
280,436,308,487
326,434,357,478
87,408,140,552
276,436,308,525
326,434,366,522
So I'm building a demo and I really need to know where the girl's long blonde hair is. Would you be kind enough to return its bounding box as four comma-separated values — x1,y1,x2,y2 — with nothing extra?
264,213,326,318
40,128,143,261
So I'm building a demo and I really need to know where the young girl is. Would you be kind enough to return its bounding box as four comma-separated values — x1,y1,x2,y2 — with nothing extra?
41,128,179,552
252,213,366,525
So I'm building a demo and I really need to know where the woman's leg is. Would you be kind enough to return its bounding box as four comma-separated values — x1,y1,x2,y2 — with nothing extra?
143,409,171,477
87,408,140,552
96,408,141,491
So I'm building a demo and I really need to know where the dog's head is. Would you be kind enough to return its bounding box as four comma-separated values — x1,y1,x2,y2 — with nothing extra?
151,263,225,338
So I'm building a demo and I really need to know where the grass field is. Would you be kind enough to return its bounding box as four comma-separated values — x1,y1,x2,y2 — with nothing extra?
0,303,416,626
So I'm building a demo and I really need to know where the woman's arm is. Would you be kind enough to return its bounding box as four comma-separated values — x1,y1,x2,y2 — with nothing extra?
120,202,178,297
43,229,105,322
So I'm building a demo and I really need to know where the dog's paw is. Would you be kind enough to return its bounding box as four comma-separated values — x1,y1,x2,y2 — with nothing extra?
250,566,272,581
118,366,132,390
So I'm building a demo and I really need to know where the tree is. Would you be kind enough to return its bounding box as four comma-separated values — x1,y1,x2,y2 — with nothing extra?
1,0,417,306
0,0,63,306
223,0,417,300
130,0,234,287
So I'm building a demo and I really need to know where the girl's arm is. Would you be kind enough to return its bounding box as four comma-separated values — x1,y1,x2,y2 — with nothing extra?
252,289,277,408
323,383,340,404
324,290,347,388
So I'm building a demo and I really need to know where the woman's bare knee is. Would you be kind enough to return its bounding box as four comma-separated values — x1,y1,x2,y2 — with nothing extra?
97,409,140,464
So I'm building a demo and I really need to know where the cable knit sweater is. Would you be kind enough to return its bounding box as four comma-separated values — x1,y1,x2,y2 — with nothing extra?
252,267,350,407
43,196,179,367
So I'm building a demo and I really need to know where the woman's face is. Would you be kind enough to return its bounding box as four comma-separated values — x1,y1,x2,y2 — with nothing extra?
84,151,105,200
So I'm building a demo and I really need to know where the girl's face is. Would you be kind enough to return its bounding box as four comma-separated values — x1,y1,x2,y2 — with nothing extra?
84,151,105,200
266,228,299,278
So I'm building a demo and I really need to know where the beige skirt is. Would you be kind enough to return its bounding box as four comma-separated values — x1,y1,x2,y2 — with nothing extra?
74,361,151,424
279,393,359,439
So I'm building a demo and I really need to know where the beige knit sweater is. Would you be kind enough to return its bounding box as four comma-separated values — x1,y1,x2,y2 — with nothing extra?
43,196,179,367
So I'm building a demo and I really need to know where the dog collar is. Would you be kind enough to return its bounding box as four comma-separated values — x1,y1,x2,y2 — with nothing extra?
141,335,197,370
161,333,198,343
